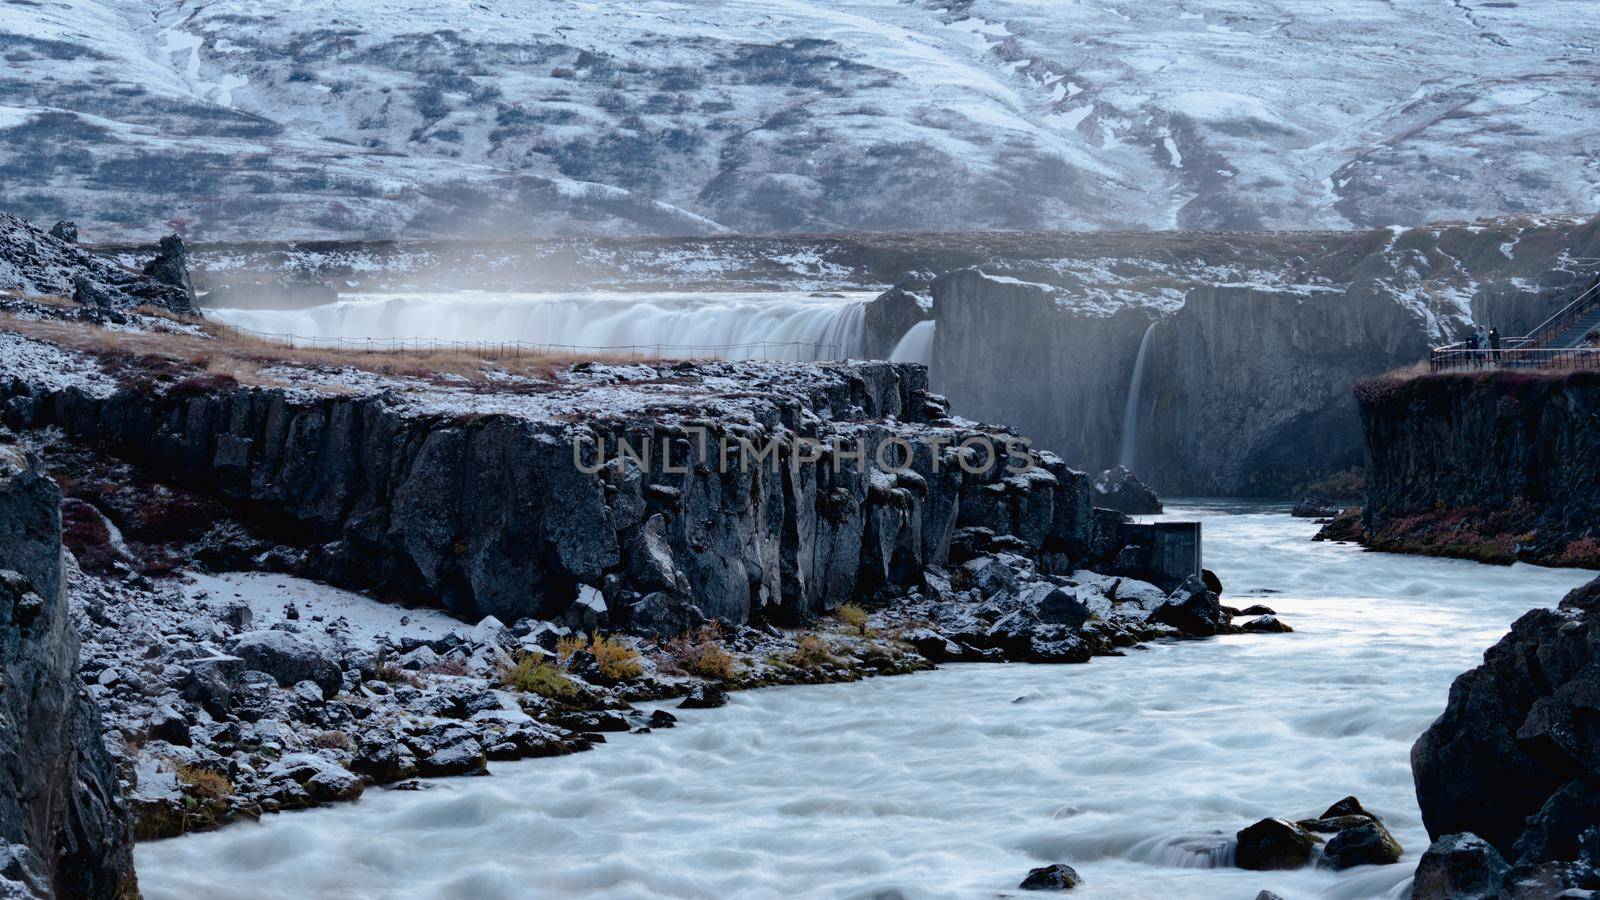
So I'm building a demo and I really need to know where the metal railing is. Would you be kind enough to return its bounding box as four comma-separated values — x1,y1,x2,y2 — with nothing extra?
1429,345,1600,373
220,324,852,362
1518,275,1600,350
1429,274,1600,373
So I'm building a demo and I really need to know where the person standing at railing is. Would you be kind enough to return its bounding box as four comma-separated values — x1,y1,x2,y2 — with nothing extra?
1473,327,1487,368
1488,327,1501,364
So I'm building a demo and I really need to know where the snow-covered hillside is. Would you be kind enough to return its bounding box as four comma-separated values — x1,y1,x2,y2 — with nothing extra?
2,0,1596,240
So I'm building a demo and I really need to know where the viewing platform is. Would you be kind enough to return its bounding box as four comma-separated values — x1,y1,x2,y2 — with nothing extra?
1430,274,1600,372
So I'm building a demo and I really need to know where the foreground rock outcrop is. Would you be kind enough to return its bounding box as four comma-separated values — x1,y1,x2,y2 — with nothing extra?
0,213,194,314
1410,575,1600,896
1348,369,1600,566
0,442,136,898
0,304,1198,634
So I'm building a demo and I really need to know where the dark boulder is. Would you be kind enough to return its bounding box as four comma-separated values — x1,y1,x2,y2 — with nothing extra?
141,234,197,310
1412,833,1510,900
1235,818,1320,871
1018,863,1081,891
1412,575,1600,864
47,221,77,243
1317,821,1403,870
678,684,728,709
1092,466,1162,515
1291,495,1342,518
72,275,118,309
229,629,343,699
1149,575,1230,637
628,591,705,638
1240,615,1292,634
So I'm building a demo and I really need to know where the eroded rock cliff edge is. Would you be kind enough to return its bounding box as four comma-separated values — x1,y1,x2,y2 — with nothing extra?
0,443,136,899
1350,370,1600,567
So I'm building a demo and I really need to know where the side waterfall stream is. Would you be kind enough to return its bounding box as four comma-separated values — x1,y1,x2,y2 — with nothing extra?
135,503,1593,899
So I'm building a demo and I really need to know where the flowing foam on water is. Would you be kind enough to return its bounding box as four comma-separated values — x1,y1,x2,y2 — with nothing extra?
135,504,1594,899
1118,322,1158,470
889,320,936,367
209,291,874,361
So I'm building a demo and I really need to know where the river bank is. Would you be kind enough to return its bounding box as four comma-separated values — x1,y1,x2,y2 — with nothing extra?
134,502,1593,899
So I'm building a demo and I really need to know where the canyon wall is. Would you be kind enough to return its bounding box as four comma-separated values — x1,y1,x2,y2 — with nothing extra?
931,269,1157,474
929,217,1600,495
1132,280,1431,494
0,360,1109,630
0,443,136,899
1351,369,1600,566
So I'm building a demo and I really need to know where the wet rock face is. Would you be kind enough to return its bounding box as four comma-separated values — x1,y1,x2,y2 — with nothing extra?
0,445,136,898
1412,575,1600,873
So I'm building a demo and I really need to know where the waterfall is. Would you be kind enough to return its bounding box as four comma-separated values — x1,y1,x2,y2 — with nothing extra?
888,320,936,367
208,290,873,361
1118,322,1157,470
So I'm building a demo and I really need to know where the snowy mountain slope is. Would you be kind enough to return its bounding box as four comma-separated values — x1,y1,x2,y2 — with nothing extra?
1,0,1595,240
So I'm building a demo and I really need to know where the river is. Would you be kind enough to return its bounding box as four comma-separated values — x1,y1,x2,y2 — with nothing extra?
135,502,1593,899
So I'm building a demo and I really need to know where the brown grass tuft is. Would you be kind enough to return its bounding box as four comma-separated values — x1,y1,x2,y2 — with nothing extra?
660,623,736,680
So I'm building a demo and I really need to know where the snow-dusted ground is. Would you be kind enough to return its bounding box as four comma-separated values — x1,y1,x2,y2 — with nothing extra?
2,0,1595,239
184,572,465,645
134,503,1596,899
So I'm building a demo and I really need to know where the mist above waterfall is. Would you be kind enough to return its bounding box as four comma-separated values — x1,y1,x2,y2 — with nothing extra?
209,291,874,361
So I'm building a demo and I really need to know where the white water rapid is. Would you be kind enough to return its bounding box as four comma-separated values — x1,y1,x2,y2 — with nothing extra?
135,503,1593,899
889,320,936,367
208,291,875,361
1118,322,1158,471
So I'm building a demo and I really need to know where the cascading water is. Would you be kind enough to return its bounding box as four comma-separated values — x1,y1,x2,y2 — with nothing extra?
208,291,873,361
1118,322,1158,471
888,320,935,367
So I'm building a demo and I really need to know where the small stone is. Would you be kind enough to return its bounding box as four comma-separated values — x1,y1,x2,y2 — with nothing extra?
678,684,728,709
1019,863,1082,891
1317,821,1403,870
1241,615,1293,634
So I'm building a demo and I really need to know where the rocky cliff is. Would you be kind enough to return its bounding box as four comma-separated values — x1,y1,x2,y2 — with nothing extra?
0,442,136,899
1410,576,1600,897
1132,280,1430,494
0,332,1111,630
1351,369,1600,567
